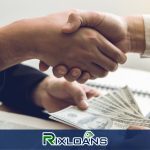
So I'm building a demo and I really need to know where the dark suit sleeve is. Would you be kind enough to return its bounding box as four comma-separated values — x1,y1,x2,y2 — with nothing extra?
0,64,49,119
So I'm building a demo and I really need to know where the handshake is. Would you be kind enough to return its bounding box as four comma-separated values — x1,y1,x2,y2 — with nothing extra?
0,10,145,83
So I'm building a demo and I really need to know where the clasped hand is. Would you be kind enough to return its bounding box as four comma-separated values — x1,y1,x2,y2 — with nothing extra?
38,10,128,83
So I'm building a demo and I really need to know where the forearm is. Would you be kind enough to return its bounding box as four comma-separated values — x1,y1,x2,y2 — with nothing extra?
0,64,48,118
124,15,145,54
0,21,35,71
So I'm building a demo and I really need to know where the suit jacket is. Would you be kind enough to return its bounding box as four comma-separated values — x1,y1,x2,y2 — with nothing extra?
0,64,48,119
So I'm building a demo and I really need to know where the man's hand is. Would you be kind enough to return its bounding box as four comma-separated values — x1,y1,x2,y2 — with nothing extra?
62,11,129,52
128,125,149,130
0,10,126,76
35,11,126,79
33,10,126,82
53,10,145,82
32,76,99,112
62,10,145,53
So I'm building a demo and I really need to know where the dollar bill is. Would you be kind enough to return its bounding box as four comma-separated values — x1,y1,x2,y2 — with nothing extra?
88,96,143,119
121,86,142,114
50,106,129,129
48,86,150,129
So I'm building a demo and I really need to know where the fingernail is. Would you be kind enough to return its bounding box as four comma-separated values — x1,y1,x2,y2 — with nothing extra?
72,70,79,77
120,55,127,64
79,100,89,109
58,69,65,75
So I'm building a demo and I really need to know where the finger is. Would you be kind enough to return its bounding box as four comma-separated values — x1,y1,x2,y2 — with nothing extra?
97,34,127,64
39,61,49,71
53,65,68,78
64,68,82,82
62,10,81,33
86,89,100,99
93,48,118,72
90,75,97,80
66,82,89,110
77,72,91,84
43,96,71,113
81,84,100,98
88,63,108,78
74,57,108,78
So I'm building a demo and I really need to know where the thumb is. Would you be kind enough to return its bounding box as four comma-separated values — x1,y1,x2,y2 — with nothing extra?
62,10,105,34
62,12,82,33
66,82,89,110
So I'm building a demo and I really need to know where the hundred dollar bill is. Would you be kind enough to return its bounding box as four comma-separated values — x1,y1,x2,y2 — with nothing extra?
85,107,150,127
120,86,142,114
101,94,142,118
109,117,150,128
49,106,129,129
86,83,142,115
88,96,143,119
105,92,140,116
47,86,150,129
112,91,142,116
85,108,150,128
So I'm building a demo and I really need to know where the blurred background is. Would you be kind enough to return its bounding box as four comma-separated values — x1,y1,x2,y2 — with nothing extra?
0,0,150,73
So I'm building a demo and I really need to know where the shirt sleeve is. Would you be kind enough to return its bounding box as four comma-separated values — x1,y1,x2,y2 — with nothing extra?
0,64,49,119
141,15,150,57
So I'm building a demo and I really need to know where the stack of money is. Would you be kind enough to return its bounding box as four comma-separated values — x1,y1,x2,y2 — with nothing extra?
49,86,150,129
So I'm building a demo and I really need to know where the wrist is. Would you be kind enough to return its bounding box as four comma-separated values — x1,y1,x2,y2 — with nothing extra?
20,16,55,64
125,15,145,53
32,76,50,108
0,20,36,70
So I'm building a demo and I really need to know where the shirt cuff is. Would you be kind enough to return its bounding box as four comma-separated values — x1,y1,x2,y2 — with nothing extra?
141,15,150,58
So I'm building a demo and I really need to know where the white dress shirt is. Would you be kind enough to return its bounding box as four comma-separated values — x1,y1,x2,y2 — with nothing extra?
142,15,150,57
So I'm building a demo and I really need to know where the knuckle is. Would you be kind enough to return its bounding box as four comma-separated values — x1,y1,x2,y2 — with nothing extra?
81,29,98,43
120,55,127,64
52,69,62,78
68,9,79,18
55,66,67,75
114,52,122,62
78,80,86,84
87,34,99,44
109,63,118,71
114,51,126,64
90,75,97,80
82,76,90,82
78,74,90,83
64,75,75,82
99,71,108,77
71,68,81,77
79,79,88,84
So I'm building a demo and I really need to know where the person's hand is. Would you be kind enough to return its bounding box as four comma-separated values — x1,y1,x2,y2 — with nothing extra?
1,10,126,77
128,125,149,130
53,10,145,82
32,76,100,112
34,10,126,82
62,10,145,53
20,10,126,79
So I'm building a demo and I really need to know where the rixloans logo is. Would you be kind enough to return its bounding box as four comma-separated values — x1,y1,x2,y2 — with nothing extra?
42,131,108,146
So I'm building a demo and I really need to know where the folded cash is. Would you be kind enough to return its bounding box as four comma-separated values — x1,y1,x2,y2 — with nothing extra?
48,86,150,129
